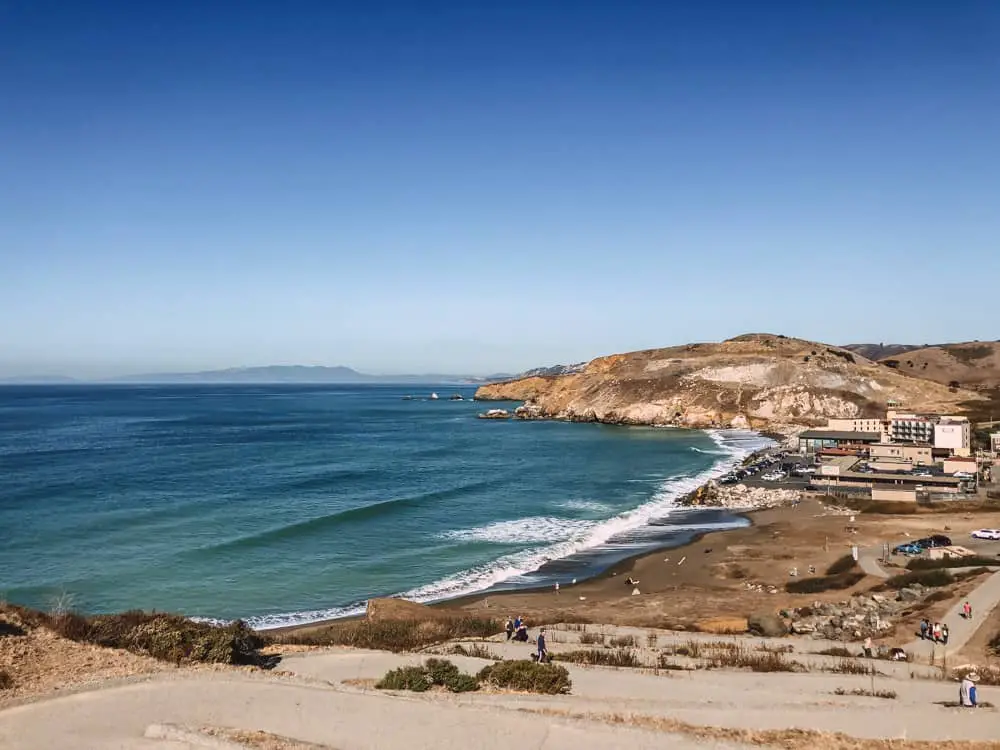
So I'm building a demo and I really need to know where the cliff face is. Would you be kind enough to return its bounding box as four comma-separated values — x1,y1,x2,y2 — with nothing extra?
475,334,984,430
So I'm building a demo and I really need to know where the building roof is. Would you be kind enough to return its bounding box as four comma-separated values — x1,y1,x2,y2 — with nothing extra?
944,456,977,463
799,430,883,442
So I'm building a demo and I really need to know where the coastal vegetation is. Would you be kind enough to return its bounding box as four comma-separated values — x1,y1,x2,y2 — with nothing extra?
905,556,1000,570
0,670,12,690
880,570,954,590
375,659,480,693
555,648,640,668
277,615,500,653
1,604,268,666
476,660,572,694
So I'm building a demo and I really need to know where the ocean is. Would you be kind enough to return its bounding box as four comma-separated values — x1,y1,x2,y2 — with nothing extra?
0,384,770,629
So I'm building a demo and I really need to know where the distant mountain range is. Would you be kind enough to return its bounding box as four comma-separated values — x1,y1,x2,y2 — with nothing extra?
0,366,513,385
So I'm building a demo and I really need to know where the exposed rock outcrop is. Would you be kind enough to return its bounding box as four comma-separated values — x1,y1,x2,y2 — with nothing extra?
475,334,982,430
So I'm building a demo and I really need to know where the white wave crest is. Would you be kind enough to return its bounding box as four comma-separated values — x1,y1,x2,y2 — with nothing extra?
558,499,614,513
441,517,596,544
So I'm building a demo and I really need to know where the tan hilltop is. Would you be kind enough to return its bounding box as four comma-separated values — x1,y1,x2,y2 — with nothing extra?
864,341,1000,390
475,333,984,430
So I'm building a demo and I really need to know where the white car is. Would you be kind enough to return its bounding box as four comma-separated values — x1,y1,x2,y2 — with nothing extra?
970,529,1000,541
953,471,974,479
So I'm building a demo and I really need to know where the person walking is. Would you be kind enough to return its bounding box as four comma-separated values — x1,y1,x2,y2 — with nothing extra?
919,619,928,640
963,601,972,620
942,623,950,645
863,636,873,658
536,627,548,664
933,622,942,643
504,617,514,641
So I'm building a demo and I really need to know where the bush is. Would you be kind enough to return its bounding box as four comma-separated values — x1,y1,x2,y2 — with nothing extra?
578,632,605,645
477,660,572,694
34,609,268,666
425,658,460,686
556,648,639,668
608,635,636,648
0,670,12,690
707,645,803,673
816,647,852,657
279,616,500,653
376,666,430,692
825,555,858,576
786,571,866,594
444,672,480,693
881,570,954,590
448,643,499,660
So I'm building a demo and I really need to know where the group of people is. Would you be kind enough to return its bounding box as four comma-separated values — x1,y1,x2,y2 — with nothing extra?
918,619,950,645
504,616,548,662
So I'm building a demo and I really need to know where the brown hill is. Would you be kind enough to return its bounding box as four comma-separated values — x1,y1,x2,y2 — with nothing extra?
843,344,925,361
871,342,1000,390
475,334,983,430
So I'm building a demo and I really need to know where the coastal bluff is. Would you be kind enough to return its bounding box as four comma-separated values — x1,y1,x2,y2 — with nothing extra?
475,333,981,430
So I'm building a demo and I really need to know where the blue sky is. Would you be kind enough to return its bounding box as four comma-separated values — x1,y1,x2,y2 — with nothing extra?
1,1,998,377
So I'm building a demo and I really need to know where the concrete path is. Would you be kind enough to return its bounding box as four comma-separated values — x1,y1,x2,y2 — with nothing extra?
903,570,1000,656
0,672,740,750
858,547,891,579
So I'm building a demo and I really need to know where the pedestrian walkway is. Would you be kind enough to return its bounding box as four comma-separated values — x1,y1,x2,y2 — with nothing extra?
903,570,1000,656
857,547,890,579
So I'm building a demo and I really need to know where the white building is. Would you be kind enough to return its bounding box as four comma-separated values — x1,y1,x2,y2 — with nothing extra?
990,432,1000,455
934,417,971,457
886,412,935,444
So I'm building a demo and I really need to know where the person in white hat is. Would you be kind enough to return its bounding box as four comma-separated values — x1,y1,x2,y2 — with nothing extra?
959,672,979,708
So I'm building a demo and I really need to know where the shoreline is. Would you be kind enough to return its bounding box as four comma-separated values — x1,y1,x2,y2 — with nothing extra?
272,429,800,636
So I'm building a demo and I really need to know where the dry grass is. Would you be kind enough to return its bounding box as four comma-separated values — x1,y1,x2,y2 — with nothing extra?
522,707,1000,750
0,669,13,690
830,658,879,676
817,647,854,657
202,726,336,750
578,632,605,645
556,648,640,668
278,616,500,653
448,643,500,660
834,687,897,700
707,645,804,673
608,635,636,648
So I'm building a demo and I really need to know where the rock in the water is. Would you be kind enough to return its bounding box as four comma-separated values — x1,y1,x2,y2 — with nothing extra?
748,611,787,637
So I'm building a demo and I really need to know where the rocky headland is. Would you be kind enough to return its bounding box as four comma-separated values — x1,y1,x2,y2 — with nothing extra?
475,333,982,431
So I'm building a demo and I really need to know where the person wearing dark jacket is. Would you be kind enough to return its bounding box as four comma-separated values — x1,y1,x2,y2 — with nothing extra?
536,628,548,663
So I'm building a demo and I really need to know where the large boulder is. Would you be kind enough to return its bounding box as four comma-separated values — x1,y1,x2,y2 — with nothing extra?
747,611,787,637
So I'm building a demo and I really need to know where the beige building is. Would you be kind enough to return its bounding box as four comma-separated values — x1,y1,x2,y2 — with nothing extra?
934,417,971,457
943,456,978,475
872,488,917,503
826,418,886,436
869,442,933,466
990,432,1000,455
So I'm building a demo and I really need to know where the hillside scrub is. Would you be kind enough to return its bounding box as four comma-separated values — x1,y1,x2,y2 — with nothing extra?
556,648,639,668
785,570,866,594
477,660,572,694
375,659,480,693
0,670,12,691
906,557,1000,571
3,606,268,666
279,616,500,652
880,570,954,590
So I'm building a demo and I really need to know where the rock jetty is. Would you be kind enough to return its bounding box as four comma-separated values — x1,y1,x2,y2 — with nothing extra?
780,587,927,641
682,481,801,510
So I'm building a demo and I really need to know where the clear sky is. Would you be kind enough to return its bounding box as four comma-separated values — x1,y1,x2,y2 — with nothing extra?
2,1,998,378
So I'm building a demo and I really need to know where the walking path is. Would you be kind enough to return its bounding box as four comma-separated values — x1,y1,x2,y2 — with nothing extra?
903,570,1000,656
857,547,890,579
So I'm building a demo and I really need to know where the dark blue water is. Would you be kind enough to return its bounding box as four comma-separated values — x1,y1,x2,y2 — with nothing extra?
0,385,768,628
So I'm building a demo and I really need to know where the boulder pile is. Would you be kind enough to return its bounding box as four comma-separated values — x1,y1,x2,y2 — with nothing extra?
780,586,927,641
684,481,801,510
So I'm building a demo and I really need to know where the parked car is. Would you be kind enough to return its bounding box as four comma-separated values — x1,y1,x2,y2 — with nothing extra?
953,471,974,479
893,542,923,555
915,535,952,549
970,529,1000,541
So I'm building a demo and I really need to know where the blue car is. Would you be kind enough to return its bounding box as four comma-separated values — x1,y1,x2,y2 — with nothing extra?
893,542,922,556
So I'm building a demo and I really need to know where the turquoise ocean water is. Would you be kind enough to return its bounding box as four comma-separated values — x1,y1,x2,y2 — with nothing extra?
0,385,769,628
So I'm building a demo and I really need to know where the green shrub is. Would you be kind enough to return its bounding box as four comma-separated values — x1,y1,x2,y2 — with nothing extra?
825,555,858,576
556,648,639,668
786,571,866,594
0,670,12,690
881,570,953,590
477,660,572,694
424,658,460,686
376,665,431,692
443,672,480,693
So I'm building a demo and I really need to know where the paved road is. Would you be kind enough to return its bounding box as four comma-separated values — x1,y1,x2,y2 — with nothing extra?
903,570,1000,657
